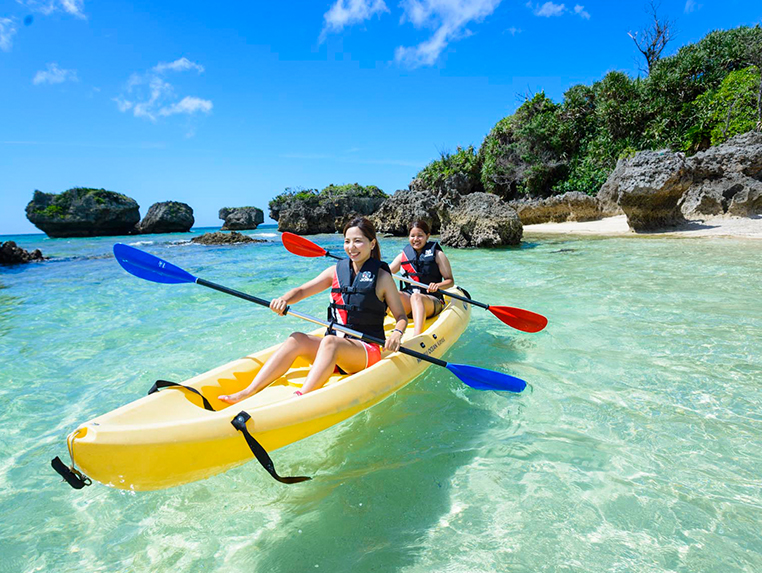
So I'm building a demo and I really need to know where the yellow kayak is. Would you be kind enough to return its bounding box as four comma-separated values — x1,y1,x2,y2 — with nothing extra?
61,289,471,491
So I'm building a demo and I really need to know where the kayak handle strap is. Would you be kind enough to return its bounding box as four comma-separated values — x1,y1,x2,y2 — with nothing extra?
148,380,216,412
231,411,311,484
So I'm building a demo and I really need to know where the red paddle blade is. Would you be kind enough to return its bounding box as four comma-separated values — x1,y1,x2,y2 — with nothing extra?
488,306,548,333
281,232,327,258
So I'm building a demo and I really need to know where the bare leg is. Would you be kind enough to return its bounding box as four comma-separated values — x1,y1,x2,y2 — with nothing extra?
398,291,412,315
219,332,320,404
410,292,438,335
299,336,368,394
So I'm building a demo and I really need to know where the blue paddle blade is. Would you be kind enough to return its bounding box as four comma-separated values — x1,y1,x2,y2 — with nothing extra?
113,243,197,284
446,363,527,393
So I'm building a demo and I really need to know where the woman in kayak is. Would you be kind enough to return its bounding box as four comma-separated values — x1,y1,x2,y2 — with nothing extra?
389,220,454,336
220,217,407,403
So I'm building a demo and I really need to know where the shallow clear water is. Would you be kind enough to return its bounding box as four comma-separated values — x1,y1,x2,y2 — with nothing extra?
1,228,761,573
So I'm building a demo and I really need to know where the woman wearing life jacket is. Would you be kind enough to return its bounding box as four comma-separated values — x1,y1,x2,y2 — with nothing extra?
220,217,407,403
389,220,454,336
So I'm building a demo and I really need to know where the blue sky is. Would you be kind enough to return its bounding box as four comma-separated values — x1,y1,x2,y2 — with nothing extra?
2,0,760,235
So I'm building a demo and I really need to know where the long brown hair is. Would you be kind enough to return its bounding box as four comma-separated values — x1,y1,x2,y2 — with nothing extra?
343,217,381,260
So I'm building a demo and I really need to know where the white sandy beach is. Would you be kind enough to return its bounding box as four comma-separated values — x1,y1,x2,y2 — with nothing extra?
523,214,762,239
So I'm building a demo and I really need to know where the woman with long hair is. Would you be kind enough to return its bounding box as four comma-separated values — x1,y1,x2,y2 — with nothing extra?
389,220,454,336
220,217,407,403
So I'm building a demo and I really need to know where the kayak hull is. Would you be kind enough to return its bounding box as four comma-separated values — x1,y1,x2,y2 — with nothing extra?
66,290,472,490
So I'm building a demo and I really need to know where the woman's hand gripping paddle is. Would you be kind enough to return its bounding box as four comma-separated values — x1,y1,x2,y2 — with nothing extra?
280,232,548,334
113,243,527,393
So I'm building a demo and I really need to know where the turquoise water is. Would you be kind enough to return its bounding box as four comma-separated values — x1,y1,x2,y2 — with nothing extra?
1,227,761,572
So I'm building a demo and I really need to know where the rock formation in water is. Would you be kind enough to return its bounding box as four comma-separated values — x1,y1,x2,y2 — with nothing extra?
137,201,195,234
370,189,442,235
190,231,266,245
0,241,46,265
440,192,523,247
269,184,387,234
25,188,140,238
219,207,264,230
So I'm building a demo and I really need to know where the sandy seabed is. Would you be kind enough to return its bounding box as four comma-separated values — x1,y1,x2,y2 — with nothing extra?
523,214,762,239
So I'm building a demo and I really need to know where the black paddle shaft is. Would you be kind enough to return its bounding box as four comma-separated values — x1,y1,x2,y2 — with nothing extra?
195,278,449,368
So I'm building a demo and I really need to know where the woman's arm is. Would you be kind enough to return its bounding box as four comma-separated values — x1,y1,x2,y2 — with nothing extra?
427,250,454,293
388,253,403,274
270,266,334,315
377,270,408,351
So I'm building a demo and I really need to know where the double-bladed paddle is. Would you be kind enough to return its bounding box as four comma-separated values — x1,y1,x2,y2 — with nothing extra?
280,232,548,334
113,243,527,393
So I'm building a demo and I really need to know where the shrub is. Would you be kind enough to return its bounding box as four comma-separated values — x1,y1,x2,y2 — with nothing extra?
416,145,482,192
682,66,760,151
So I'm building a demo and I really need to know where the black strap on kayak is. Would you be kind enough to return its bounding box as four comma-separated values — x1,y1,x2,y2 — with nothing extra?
148,380,216,412
51,456,91,489
231,411,311,484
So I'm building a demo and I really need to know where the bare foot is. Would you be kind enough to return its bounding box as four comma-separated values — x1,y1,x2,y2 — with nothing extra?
219,390,254,404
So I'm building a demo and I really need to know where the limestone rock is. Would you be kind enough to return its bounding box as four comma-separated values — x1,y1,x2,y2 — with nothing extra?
510,192,601,225
137,201,194,234
680,132,762,219
440,193,522,248
269,185,387,234
600,150,692,231
370,190,441,236
190,231,265,245
219,207,264,230
0,241,45,265
25,188,140,238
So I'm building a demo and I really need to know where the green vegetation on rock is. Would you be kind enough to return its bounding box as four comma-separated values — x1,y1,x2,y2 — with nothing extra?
269,183,386,210
417,145,482,192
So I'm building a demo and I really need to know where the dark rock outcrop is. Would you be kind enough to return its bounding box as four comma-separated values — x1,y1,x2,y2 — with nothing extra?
219,207,264,230
190,231,265,245
440,192,522,248
25,188,140,238
370,190,441,235
137,201,194,234
0,241,45,265
509,192,601,225
269,185,387,234
597,150,692,231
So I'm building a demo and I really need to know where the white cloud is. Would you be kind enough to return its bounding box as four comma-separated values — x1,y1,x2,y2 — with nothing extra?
159,96,213,117
321,0,388,36
574,4,590,19
684,0,697,13
153,57,205,74
33,62,78,85
395,0,502,68
0,17,17,52
506,26,521,35
20,0,86,19
531,1,566,17
115,58,212,124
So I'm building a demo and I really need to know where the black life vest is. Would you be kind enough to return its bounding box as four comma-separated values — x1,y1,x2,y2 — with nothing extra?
399,241,444,300
328,257,389,340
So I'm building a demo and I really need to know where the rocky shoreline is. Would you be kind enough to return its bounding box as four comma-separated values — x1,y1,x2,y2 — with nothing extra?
14,131,762,251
